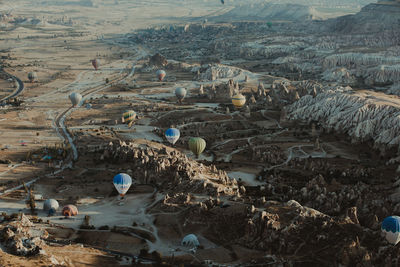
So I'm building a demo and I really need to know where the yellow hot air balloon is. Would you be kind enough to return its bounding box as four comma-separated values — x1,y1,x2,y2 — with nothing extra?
122,110,136,128
232,94,246,108
188,137,206,158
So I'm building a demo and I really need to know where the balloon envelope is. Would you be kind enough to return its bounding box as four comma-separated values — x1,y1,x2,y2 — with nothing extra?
48,208,56,216
175,87,187,101
232,94,246,108
123,110,136,124
182,234,200,247
188,137,206,157
382,216,400,245
62,205,78,217
28,72,37,82
92,59,100,70
43,199,59,211
69,92,82,107
113,173,132,196
165,128,180,145
156,70,166,81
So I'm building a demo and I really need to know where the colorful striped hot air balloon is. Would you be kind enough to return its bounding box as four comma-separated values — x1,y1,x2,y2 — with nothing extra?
113,173,132,197
188,137,206,158
232,94,246,108
122,110,136,128
165,128,180,145
382,216,400,245
156,70,166,81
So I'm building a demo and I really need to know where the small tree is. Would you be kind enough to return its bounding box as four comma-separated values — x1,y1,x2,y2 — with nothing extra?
25,186,36,215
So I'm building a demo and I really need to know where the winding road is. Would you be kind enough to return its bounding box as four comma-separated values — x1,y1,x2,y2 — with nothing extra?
0,70,24,104
53,71,132,161
53,46,145,162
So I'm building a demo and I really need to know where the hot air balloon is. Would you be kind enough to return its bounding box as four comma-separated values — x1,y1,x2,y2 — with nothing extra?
122,110,136,128
43,199,59,212
156,70,166,81
28,72,38,83
188,137,206,158
48,208,56,216
69,92,82,107
113,173,132,197
175,87,187,103
232,93,246,108
91,59,100,70
165,128,180,145
382,216,400,245
182,234,200,247
62,205,78,217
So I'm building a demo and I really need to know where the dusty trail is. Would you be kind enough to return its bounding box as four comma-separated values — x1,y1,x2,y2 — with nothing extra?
264,144,328,171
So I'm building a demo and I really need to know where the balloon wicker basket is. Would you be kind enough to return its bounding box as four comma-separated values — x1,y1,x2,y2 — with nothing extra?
117,195,126,205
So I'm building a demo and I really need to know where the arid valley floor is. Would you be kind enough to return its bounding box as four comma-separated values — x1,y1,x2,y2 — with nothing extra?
1,0,400,266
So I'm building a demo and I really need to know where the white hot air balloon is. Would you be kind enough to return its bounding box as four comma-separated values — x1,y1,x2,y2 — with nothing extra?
156,70,166,81
175,87,187,103
43,199,59,211
69,92,82,107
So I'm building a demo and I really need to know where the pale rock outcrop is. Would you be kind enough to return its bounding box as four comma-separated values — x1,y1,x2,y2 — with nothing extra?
286,87,400,152
322,67,357,85
0,214,48,256
365,64,400,86
88,141,239,196
198,64,242,81
322,53,399,70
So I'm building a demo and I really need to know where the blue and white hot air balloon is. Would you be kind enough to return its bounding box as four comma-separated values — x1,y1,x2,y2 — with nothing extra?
382,216,400,245
182,234,200,247
165,128,180,145
113,173,132,197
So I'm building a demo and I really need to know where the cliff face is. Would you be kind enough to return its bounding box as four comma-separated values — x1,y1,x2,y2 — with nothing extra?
329,3,400,33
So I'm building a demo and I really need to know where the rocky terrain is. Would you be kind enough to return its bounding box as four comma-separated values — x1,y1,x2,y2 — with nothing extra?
0,0,400,266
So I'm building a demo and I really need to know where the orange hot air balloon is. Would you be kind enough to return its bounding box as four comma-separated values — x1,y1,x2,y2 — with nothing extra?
62,205,78,217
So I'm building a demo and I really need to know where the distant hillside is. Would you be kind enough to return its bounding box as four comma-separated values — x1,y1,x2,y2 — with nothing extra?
37,0,95,7
212,0,374,9
215,3,323,22
329,2,400,33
